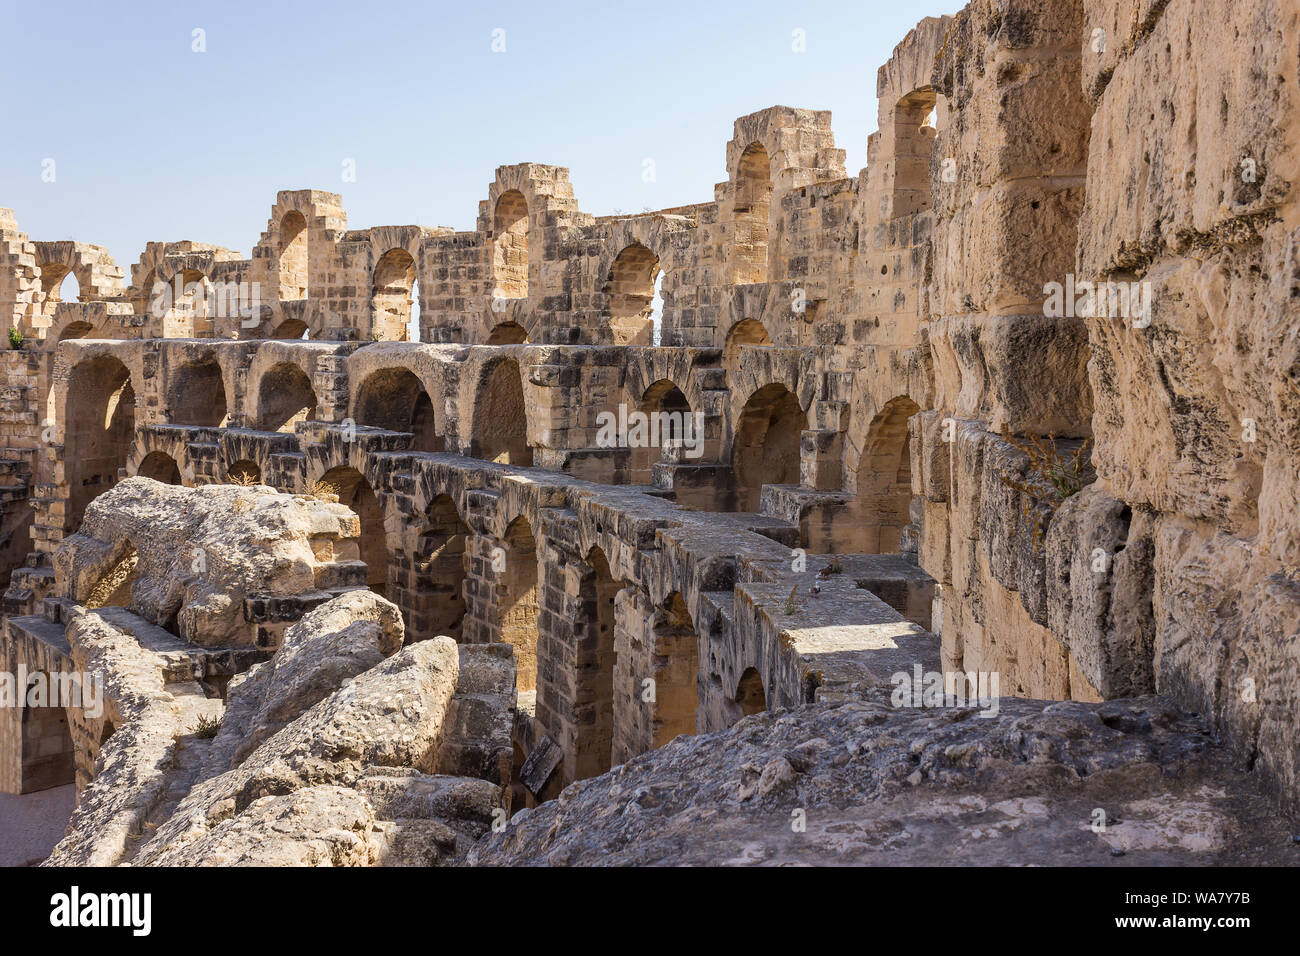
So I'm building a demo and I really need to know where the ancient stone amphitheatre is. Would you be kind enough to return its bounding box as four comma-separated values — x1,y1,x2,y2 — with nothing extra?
1,0,1298,871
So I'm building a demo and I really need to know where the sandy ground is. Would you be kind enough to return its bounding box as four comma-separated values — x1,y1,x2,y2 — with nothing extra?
0,784,75,866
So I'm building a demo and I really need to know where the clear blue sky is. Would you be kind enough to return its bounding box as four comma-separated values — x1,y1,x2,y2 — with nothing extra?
0,0,964,271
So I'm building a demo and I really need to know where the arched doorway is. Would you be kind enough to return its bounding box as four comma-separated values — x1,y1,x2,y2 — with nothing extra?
487,322,528,345
371,248,416,341
498,516,539,697
354,368,442,452
138,451,181,485
493,190,529,299
604,243,659,345
279,210,309,300
855,396,921,553
320,466,387,596
574,546,621,780
416,494,469,640
168,358,227,426
472,359,531,465
256,362,317,432
632,379,693,483
731,383,806,513
651,593,699,747
65,356,136,532
732,142,773,284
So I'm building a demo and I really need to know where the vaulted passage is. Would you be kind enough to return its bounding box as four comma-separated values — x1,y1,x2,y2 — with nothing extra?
227,459,260,484
472,359,531,465
574,546,620,780
493,190,529,299
169,358,227,427
855,396,920,553
138,451,181,485
631,379,694,483
733,667,766,719
487,322,528,345
415,494,469,640
604,243,659,345
354,368,442,452
20,675,75,793
498,516,539,697
651,592,699,747
321,467,386,596
371,248,417,342
65,356,136,533
257,362,317,432
724,317,772,368
731,383,806,513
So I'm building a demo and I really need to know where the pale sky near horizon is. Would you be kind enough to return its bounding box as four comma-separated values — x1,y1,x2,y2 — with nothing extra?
0,0,965,274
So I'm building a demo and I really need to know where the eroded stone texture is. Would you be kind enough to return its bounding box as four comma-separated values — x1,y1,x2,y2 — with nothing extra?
471,695,1295,866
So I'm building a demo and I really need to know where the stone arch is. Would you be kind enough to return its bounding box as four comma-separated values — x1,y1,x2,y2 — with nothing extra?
270,318,309,340
19,672,75,793
892,88,942,218
138,450,181,485
65,355,136,532
603,243,660,345
631,378,693,483
487,322,529,345
168,357,228,427
855,395,921,553
353,367,443,452
256,362,317,432
472,358,532,465
735,666,766,717
278,210,309,300
731,383,806,513
498,515,539,696
226,459,261,484
732,142,773,284
56,320,95,343
651,592,699,747
574,545,621,780
320,466,386,596
415,493,469,640
493,190,529,299
724,317,772,368
371,248,417,342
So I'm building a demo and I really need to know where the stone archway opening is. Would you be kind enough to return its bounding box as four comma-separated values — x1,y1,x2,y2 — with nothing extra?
278,210,309,300
371,248,416,342
320,466,387,597
604,243,659,345
138,451,181,485
487,322,529,345
892,88,943,218
20,672,75,793
169,358,227,427
498,516,539,699
226,459,261,485
632,379,693,483
270,318,309,340
65,355,136,532
651,592,699,747
256,362,317,432
855,396,921,553
493,190,529,299
354,367,443,452
415,494,469,641
574,545,621,780
733,142,773,284
731,383,806,513
473,359,531,465
724,317,772,368
57,321,94,343
735,667,766,717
